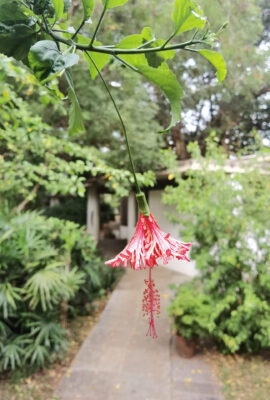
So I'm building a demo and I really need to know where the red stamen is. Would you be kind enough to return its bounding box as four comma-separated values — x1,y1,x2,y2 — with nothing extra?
142,268,160,338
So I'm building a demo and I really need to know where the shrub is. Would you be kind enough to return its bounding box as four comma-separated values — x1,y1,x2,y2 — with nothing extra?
168,282,214,339
165,138,270,353
0,209,120,372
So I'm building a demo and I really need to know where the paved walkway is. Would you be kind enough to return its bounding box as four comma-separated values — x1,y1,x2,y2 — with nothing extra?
56,267,224,400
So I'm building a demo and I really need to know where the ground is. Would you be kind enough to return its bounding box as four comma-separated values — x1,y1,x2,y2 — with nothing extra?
207,350,270,400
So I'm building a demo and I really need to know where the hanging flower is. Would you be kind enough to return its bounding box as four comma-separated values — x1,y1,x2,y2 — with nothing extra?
105,212,191,270
105,193,191,338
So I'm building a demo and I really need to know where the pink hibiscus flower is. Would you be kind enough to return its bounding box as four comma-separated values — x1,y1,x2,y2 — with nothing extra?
105,194,191,338
105,213,191,270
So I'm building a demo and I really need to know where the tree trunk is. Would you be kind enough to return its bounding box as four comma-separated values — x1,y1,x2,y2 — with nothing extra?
171,123,188,160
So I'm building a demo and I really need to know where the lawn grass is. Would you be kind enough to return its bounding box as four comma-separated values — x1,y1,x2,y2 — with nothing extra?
206,349,270,400
0,297,108,400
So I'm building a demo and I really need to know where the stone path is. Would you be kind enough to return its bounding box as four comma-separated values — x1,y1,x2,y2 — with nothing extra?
56,267,224,400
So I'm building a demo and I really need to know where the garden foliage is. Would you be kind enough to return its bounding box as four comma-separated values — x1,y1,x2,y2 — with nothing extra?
0,0,230,371
0,54,155,204
166,139,270,353
0,209,121,372
0,54,128,373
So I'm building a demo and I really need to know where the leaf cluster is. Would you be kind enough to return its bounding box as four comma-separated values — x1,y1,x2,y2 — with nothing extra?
165,139,270,353
0,54,155,207
0,0,227,134
0,208,121,372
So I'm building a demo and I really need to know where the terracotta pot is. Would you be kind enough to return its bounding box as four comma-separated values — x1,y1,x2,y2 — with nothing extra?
176,334,197,358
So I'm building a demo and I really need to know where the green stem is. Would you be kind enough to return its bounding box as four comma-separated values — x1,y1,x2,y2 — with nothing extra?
85,51,141,194
72,20,85,39
136,39,156,49
184,47,199,53
161,31,176,49
191,28,199,41
89,0,108,47
113,55,138,72
48,30,205,54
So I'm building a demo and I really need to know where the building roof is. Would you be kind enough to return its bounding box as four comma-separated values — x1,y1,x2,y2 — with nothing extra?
157,154,270,180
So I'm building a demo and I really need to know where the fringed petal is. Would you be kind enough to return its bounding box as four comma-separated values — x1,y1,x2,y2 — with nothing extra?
105,213,191,270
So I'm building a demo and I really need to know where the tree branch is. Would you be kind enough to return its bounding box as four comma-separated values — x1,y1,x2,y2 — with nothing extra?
48,30,206,54
253,85,270,98
16,184,40,213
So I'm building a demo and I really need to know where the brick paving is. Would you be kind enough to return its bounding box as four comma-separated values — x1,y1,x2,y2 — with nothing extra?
56,267,224,400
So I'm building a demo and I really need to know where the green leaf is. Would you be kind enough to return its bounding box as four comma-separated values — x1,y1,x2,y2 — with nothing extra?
0,24,37,61
144,38,175,67
154,39,175,60
118,34,143,49
84,41,110,79
116,30,181,130
137,64,183,132
52,0,64,20
172,0,206,35
103,0,129,9
75,34,90,45
141,28,175,67
33,0,55,15
198,49,227,83
116,29,175,69
141,27,153,41
82,0,95,20
0,0,28,20
0,0,37,61
65,71,85,135
28,40,79,81
116,33,147,67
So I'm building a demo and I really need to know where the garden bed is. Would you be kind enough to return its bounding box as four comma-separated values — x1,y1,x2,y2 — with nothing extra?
205,349,270,400
0,296,109,400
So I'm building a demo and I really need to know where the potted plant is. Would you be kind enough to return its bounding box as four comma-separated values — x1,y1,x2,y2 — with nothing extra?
168,282,214,358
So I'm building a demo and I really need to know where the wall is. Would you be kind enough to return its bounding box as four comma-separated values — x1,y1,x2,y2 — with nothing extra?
86,187,99,241
127,193,137,241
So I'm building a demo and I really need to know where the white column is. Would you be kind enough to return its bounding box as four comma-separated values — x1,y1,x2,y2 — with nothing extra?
127,192,137,241
86,187,99,241
49,197,60,207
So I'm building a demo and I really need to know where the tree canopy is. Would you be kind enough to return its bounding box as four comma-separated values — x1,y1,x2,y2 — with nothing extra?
0,54,155,211
0,0,227,139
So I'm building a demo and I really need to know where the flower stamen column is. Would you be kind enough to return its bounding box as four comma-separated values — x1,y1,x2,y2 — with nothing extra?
142,267,160,339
